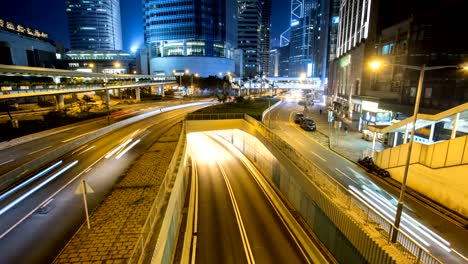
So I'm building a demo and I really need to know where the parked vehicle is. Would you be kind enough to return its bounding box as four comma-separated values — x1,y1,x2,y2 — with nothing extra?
300,118,316,131
294,112,304,124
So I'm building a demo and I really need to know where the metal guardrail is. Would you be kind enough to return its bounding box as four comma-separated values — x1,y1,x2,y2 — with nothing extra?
0,82,174,98
128,123,187,264
186,113,244,120
241,114,442,264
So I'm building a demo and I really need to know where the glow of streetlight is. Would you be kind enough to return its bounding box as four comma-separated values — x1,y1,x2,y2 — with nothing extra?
369,61,382,70
114,62,121,68
88,63,95,68
185,69,189,74
299,72,306,79
194,73,199,77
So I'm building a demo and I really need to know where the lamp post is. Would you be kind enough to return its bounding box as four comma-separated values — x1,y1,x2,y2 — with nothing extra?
369,60,465,243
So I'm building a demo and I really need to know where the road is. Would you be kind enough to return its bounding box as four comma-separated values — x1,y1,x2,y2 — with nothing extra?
0,103,210,263
266,100,468,263
0,101,188,175
189,132,311,264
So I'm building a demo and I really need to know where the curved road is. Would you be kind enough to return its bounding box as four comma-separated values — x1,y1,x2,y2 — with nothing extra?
0,103,210,263
266,100,468,263
189,132,311,264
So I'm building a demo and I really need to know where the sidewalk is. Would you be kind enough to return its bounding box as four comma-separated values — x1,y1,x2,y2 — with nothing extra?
303,105,385,162
53,123,182,264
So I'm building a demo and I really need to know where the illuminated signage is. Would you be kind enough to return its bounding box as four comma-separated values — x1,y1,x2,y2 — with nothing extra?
0,18,48,39
362,100,379,111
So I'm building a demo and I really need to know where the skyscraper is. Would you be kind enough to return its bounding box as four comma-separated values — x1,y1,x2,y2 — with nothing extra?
288,0,318,77
238,0,262,78
259,0,272,76
66,0,122,51
143,0,237,77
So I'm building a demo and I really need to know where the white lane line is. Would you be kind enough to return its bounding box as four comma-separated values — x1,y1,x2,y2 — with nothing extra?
347,167,363,176
77,145,96,156
335,168,359,185
62,132,91,143
27,146,52,155
84,167,93,174
40,198,54,208
0,159,14,166
310,151,327,162
217,161,255,264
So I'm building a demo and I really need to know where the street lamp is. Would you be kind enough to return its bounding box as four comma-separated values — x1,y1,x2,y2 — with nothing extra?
369,60,467,243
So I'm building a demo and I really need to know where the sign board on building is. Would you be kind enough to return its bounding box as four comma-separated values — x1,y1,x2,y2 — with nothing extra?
0,18,48,39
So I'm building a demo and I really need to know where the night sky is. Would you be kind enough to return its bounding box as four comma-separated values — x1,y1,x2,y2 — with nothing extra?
0,0,290,51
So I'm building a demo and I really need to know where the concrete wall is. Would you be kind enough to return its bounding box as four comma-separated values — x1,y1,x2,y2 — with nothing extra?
375,135,468,217
186,122,408,263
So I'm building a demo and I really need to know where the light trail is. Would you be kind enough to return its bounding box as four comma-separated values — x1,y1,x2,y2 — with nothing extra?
0,160,63,202
115,139,141,159
105,139,133,159
0,160,78,217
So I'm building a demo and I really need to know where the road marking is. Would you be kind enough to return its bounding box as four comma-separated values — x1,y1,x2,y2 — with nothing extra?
62,132,92,143
0,151,106,240
84,167,92,174
28,146,51,155
0,160,78,217
335,168,359,185
217,161,255,264
310,151,327,162
77,145,96,156
0,160,63,202
0,159,14,166
40,198,54,208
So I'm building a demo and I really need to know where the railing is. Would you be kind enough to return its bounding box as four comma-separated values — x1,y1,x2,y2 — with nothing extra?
375,135,468,169
128,123,188,264
0,81,174,98
186,113,244,120
241,114,442,264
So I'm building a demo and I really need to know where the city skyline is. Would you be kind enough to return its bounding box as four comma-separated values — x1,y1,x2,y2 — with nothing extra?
0,0,290,52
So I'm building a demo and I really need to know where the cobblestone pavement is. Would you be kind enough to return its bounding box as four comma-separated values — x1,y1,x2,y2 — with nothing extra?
53,123,182,264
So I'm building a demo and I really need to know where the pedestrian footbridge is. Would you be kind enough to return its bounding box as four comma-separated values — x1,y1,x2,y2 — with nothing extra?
368,102,468,218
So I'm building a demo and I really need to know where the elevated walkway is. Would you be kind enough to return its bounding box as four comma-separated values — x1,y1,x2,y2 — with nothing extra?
367,103,468,218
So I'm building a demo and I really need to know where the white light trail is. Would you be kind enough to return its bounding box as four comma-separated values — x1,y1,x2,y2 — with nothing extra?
0,160,78,217
0,160,63,202
116,139,141,159
105,139,133,159
362,186,452,252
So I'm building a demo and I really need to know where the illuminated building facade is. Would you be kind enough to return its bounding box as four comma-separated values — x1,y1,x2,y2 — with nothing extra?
66,0,123,50
0,18,64,67
238,0,262,77
143,0,237,77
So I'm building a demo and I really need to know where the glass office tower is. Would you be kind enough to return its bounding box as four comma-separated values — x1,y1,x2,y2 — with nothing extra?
66,0,123,50
143,0,237,77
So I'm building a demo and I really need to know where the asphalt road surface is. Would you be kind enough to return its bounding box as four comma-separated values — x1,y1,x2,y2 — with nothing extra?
189,132,310,264
266,100,468,263
0,103,210,263
0,101,185,175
